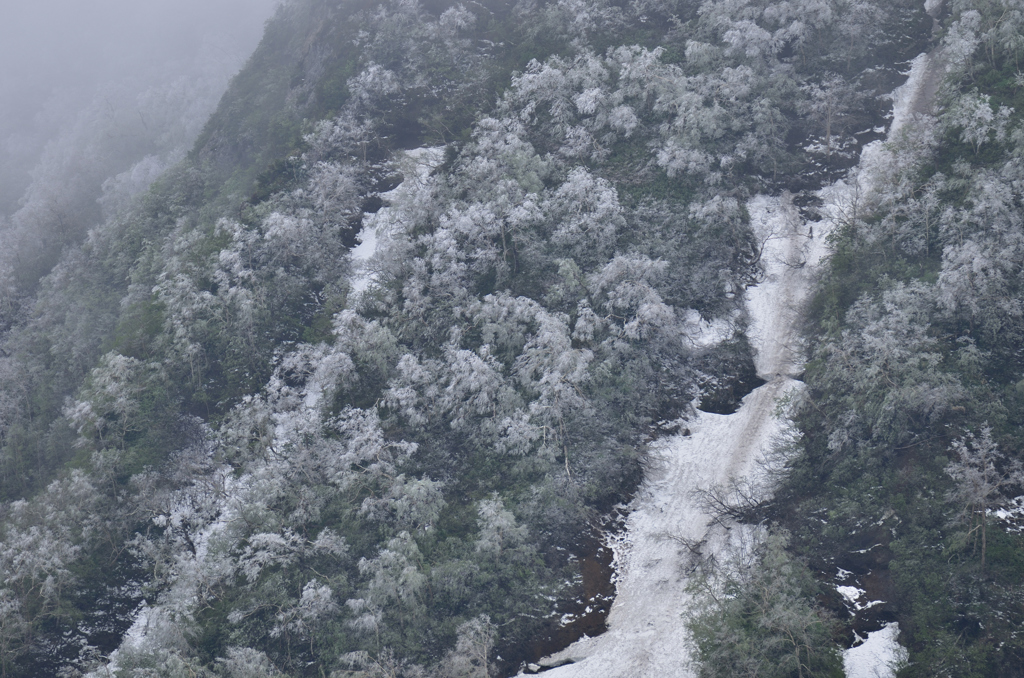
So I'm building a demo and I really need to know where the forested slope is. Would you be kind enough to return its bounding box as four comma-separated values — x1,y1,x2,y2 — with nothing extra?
772,1,1024,675
3,0,1020,676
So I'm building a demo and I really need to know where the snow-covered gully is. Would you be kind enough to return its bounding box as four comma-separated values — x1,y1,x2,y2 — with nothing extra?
528,32,942,678
527,188,814,678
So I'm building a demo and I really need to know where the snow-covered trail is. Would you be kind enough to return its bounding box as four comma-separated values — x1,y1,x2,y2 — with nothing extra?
531,25,944,678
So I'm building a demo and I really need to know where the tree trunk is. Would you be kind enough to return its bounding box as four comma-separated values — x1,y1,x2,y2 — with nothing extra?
981,513,987,571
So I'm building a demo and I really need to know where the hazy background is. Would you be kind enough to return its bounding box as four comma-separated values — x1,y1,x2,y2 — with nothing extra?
0,0,280,308
0,0,280,218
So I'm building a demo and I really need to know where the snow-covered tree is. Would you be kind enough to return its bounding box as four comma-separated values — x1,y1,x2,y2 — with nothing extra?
65,352,165,451
945,91,1013,154
799,74,858,158
686,530,843,678
437,615,497,678
945,426,1024,570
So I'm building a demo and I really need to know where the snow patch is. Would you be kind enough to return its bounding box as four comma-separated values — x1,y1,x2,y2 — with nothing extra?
836,585,884,612
837,585,865,604
682,308,739,348
351,146,445,293
992,495,1024,532
817,48,937,236
889,53,932,135
844,623,908,678
745,194,819,378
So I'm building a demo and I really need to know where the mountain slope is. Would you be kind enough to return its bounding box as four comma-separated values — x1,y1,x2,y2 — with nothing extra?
4,0,1021,677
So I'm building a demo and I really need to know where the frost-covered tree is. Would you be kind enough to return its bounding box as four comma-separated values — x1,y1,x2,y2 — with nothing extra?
438,615,497,678
64,352,164,452
216,647,286,678
944,9,982,76
945,91,1013,154
948,0,1024,68
935,167,1024,348
0,588,27,677
799,74,858,159
475,496,529,556
353,532,428,638
687,530,843,678
814,283,963,454
945,427,1024,570
361,475,446,534
0,469,113,670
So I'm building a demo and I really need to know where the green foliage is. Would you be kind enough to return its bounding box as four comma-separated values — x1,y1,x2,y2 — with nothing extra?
687,530,844,678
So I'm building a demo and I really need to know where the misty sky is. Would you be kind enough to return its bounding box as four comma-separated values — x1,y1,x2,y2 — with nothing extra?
0,0,280,215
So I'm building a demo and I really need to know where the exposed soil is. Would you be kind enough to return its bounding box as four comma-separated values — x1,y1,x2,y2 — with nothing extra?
496,511,626,677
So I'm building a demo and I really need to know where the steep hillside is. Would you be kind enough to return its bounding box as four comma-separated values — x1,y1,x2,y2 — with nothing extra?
776,1,1024,675
4,0,1021,677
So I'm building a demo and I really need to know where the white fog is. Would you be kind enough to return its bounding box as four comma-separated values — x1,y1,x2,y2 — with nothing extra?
0,0,279,220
